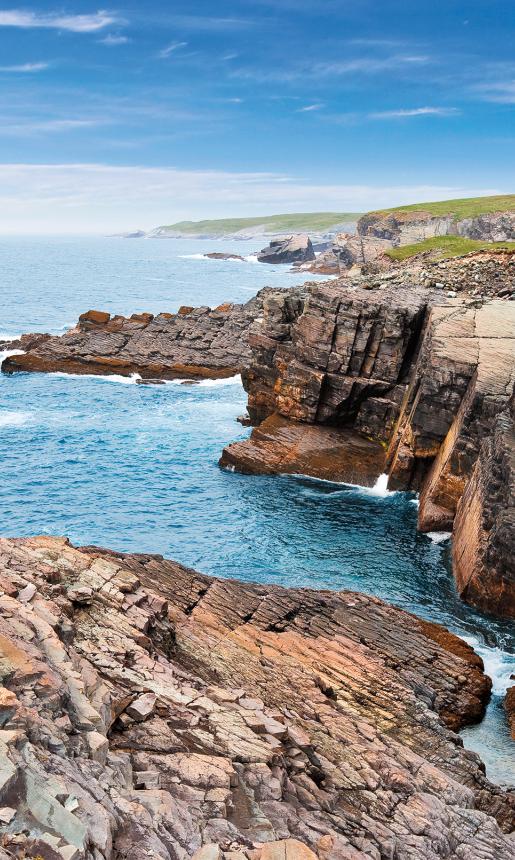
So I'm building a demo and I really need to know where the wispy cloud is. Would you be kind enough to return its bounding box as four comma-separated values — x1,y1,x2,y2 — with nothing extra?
0,119,103,135
166,15,251,31
0,9,120,33
475,80,515,104
158,41,188,59
0,62,49,73
297,103,324,112
0,163,499,235
369,106,459,119
99,34,129,46
233,53,430,83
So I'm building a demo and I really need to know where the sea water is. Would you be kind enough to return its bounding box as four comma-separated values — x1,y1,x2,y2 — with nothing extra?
0,236,513,785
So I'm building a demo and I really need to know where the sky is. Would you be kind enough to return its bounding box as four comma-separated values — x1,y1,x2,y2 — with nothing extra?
0,1,514,233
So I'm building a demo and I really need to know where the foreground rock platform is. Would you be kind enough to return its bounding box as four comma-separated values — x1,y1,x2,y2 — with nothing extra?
0,535,512,859
1,295,264,380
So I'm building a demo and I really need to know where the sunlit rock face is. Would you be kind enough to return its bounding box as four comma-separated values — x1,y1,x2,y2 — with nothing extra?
0,535,513,859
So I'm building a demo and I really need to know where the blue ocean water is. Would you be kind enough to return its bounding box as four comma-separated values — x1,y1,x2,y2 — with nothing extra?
0,237,513,785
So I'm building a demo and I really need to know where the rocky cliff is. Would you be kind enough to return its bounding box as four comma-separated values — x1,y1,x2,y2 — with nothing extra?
357,209,515,245
0,535,512,860
221,282,515,617
1,297,263,380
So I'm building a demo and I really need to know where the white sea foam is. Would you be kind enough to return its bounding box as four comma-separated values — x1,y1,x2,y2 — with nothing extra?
426,531,452,544
244,254,259,263
0,410,30,427
0,348,25,366
165,374,242,388
463,635,515,696
178,253,209,260
0,333,21,342
50,371,142,385
284,472,397,497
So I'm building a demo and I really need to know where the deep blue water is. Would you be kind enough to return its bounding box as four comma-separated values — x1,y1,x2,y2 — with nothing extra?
0,237,513,785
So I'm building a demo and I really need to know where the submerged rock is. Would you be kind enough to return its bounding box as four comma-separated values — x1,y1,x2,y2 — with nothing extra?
0,534,512,858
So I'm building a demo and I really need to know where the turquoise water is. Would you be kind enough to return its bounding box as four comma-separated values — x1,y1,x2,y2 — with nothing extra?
0,237,513,785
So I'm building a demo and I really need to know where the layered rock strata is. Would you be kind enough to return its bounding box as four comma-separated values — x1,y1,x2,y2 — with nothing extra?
358,209,515,245
1,296,264,380
221,283,515,616
452,395,515,616
221,282,431,483
257,236,315,265
0,535,513,860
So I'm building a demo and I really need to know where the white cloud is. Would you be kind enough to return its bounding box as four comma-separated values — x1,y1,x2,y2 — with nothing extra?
99,34,129,46
297,103,324,112
369,107,459,119
0,119,102,134
0,62,49,72
0,9,120,32
158,41,188,59
0,162,500,235
476,80,515,104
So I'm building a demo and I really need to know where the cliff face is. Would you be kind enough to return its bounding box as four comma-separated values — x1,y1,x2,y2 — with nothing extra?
357,210,515,244
452,396,515,616
2,296,264,380
0,535,512,860
221,283,515,616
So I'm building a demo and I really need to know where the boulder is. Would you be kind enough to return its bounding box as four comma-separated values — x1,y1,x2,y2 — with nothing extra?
257,234,315,264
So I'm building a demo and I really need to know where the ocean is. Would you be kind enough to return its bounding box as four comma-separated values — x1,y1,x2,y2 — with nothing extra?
0,235,513,784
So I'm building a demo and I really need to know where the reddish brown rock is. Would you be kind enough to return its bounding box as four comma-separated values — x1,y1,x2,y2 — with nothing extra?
220,413,385,485
0,535,512,859
505,685,515,739
452,396,515,618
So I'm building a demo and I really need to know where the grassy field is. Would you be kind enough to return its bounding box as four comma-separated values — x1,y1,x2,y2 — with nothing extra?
386,235,515,262
159,212,361,235
370,194,515,220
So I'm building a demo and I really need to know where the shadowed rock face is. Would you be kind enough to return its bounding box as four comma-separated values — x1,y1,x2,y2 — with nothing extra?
1,294,264,380
221,282,515,617
0,535,513,859
452,395,515,618
257,235,315,265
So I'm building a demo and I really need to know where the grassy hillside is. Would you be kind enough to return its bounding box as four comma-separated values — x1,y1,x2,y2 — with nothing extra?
386,235,515,262
370,194,515,220
159,212,361,235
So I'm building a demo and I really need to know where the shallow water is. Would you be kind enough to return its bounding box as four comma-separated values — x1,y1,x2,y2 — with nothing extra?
0,237,513,785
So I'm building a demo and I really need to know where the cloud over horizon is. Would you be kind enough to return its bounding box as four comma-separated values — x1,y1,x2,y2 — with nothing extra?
0,162,500,235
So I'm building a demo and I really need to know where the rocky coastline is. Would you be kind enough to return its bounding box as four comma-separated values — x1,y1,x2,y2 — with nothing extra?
0,535,512,860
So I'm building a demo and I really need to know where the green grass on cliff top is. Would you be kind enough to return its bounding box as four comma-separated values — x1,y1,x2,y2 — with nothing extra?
386,235,515,262
369,194,515,220
160,212,361,234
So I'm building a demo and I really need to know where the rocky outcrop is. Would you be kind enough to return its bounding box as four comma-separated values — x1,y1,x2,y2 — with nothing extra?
221,280,515,616
452,395,515,618
257,236,315,265
0,534,512,860
222,282,430,477
301,234,394,274
205,253,245,261
358,209,515,244
1,296,264,380
388,301,515,522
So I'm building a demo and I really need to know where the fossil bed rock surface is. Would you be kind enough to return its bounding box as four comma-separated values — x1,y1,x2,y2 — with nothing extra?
1,294,264,380
0,534,513,860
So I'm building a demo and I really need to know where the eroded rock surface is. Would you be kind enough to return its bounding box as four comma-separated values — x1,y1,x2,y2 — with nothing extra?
0,535,512,859
358,209,515,245
1,295,264,380
257,236,315,265
452,395,515,617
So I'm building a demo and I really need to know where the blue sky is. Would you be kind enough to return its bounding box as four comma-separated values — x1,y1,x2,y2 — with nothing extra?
0,1,514,232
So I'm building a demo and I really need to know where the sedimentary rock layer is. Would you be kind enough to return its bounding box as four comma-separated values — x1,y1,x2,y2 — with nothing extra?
452,396,515,617
0,535,512,859
357,209,515,245
1,295,264,380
